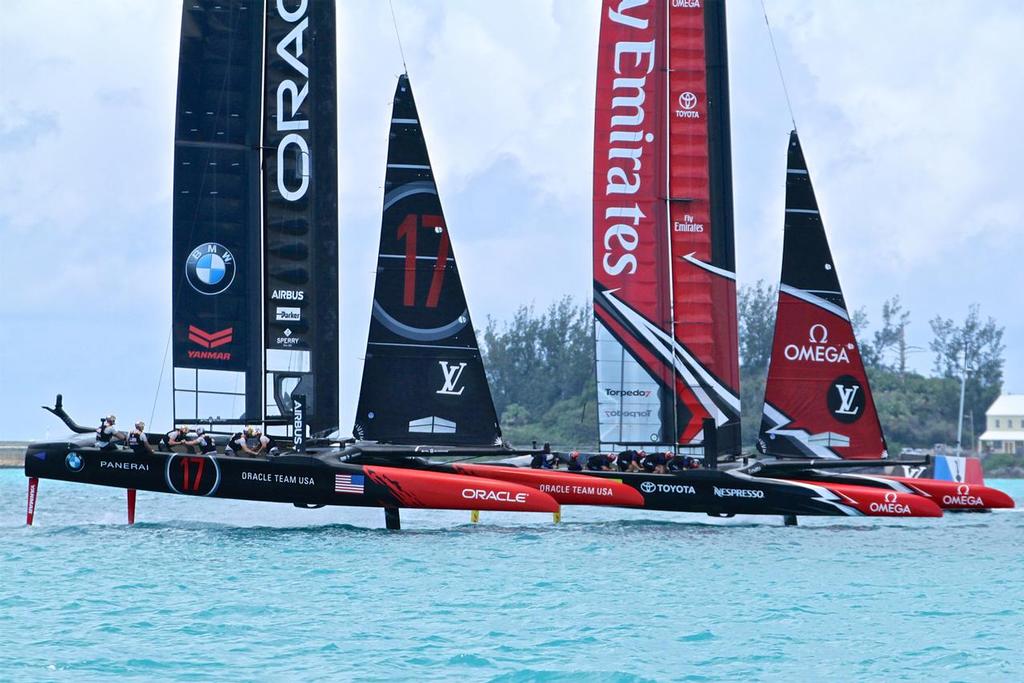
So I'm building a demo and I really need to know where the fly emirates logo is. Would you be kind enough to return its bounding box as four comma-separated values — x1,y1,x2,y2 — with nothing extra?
784,324,855,364
599,0,657,278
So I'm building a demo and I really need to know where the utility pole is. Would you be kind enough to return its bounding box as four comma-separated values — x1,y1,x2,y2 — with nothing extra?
956,344,970,457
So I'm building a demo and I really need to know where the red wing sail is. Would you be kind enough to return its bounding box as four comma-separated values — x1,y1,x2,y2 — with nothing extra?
593,0,739,453
758,132,887,460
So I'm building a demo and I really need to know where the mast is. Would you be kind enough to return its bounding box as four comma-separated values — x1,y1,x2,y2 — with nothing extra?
353,75,502,447
758,131,888,460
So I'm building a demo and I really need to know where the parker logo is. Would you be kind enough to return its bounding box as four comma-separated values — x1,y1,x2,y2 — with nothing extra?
275,306,301,322
784,323,854,364
187,325,233,360
436,361,468,396
828,375,865,423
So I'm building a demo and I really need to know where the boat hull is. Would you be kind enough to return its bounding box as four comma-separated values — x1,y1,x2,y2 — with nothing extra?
23,444,558,513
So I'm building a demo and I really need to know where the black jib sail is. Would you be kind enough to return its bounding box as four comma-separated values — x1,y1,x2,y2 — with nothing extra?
757,131,887,460
353,75,502,447
171,0,339,435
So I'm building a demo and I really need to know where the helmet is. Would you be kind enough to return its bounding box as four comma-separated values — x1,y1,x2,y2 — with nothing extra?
107,414,116,423
195,427,205,436
178,425,190,433
135,421,145,430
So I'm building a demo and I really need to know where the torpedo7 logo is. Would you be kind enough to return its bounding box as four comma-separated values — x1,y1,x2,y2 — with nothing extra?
187,325,233,361
436,361,467,396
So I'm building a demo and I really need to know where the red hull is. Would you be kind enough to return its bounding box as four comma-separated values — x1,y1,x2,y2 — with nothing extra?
363,466,559,513
792,480,943,518
451,464,645,507
883,477,1014,510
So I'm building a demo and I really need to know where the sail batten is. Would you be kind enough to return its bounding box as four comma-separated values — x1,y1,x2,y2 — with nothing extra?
354,75,501,447
758,131,887,460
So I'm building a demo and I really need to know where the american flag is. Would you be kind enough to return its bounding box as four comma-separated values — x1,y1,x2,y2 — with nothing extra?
334,473,365,494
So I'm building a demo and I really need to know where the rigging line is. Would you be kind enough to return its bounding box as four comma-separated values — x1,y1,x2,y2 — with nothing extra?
760,0,798,131
150,325,173,428
388,0,409,75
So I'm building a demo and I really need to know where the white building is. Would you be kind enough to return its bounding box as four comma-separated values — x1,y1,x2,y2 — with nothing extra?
978,394,1024,455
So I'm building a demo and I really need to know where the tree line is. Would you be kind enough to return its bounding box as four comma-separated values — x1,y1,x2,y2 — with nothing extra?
481,291,1005,455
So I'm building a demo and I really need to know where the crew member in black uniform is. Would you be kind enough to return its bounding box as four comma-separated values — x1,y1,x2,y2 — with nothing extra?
615,449,634,472
127,421,154,455
162,425,192,452
586,452,612,471
567,452,583,471
191,427,217,455
95,415,126,451
225,427,259,457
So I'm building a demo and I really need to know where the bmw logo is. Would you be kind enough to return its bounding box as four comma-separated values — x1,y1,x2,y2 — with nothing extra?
186,242,236,295
65,452,84,472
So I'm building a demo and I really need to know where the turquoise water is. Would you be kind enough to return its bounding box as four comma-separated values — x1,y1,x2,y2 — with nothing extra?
2,469,1022,681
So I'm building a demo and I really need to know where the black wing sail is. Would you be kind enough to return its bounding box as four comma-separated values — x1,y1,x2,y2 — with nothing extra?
171,1,265,424
261,0,340,435
354,75,502,446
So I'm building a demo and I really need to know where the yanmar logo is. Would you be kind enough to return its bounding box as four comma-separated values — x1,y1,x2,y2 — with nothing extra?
784,324,854,364
869,491,911,515
187,326,233,361
462,488,528,504
941,484,984,507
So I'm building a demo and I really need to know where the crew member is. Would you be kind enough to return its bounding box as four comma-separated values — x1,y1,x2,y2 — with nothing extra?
127,420,154,456
530,444,548,469
225,427,258,457
666,453,686,472
616,449,633,472
650,451,669,474
191,427,217,455
95,415,126,451
162,425,192,452
252,428,277,457
586,452,613,471
628,450,643,472
567,452,583,471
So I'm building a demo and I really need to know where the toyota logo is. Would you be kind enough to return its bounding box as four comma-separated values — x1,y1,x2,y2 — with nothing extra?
957,484,970,495
884,492,898,503
640,481,656,494
678,91,697,110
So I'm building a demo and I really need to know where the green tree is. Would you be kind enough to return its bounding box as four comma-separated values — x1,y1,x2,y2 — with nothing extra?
929,304,1005,442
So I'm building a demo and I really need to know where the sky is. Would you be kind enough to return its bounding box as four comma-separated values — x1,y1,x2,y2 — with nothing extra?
1,0,1022,441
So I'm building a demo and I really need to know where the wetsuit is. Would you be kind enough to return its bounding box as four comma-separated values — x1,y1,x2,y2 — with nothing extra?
127,430,151,456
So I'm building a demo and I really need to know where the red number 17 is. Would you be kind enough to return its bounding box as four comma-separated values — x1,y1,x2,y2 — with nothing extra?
396,214,450,308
